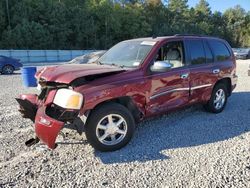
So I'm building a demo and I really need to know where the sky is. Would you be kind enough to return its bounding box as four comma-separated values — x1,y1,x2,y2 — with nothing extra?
187,0,250,13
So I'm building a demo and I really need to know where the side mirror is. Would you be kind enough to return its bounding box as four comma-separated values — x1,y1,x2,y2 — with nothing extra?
150,60,173,72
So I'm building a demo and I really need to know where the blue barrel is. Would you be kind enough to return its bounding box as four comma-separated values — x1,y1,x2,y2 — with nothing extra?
21,67,37,87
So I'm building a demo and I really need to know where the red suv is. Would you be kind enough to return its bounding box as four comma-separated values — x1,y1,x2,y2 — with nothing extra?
16,35,238,151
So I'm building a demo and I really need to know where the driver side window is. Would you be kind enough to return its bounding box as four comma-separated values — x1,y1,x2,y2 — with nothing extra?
155,41,185,69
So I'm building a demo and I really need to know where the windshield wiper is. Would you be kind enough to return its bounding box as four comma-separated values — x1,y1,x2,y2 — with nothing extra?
111,63,120,67
110,63,126,68
95,60,103,65
98,62,126,68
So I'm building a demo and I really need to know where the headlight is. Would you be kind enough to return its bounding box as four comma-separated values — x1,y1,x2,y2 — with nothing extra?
53,89,83,110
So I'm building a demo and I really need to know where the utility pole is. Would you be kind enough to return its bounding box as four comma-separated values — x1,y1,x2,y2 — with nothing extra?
6,0,10,27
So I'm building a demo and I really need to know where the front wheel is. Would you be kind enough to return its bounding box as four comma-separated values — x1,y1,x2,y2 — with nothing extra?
204,83,228,113
85,103,135,151
2,65,14,74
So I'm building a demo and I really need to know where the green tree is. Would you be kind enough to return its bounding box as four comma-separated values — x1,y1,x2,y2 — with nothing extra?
240,12,250,47
167,0,189,34
0,1,6,37
195,0,211,16
224,5,246,46
0,0,249,49
193,0,212,34
1,20,52,49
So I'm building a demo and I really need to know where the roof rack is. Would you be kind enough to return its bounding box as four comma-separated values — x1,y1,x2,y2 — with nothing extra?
174,34,210,37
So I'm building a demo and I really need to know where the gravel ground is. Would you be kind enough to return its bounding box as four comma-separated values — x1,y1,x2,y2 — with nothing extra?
0,60,250,188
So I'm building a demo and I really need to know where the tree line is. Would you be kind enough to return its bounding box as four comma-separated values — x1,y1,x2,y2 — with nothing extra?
0,0,249,50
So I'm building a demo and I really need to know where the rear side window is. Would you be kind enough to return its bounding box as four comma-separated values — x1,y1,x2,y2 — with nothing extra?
186,40,206,65
208,40,231,62
203,41,213,63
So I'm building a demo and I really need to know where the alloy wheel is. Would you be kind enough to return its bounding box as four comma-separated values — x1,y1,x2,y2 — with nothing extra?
3,65,14,74
213,89,226,110
96,114,127,146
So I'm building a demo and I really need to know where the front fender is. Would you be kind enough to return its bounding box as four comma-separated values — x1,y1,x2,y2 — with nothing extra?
80,90,147,118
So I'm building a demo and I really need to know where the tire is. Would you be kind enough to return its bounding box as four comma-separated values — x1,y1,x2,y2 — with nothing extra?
204,83,228,113
2,65,14,74
85,103,135,152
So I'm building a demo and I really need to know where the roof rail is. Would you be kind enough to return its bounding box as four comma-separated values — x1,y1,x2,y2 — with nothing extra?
174,34,210,37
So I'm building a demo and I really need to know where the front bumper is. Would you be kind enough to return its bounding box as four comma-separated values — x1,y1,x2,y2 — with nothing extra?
16,86,83,149
16,93,65,149
35,106,64,149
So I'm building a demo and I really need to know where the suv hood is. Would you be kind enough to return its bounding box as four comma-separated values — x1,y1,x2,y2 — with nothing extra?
36,64,125,84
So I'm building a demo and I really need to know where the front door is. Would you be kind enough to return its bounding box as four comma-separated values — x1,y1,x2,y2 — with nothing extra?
145,40,190,115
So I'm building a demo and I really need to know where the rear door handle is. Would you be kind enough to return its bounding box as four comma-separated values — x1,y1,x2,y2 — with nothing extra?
180,73,189,79
212,69,220,74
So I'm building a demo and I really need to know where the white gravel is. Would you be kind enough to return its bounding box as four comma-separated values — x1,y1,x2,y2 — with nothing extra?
0,60,250,188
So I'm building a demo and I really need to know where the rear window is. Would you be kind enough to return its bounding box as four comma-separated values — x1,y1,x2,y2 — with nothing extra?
186,40,206,65
208,40,231,62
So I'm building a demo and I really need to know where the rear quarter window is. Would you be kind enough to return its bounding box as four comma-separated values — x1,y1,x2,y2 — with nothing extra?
208,40,231,62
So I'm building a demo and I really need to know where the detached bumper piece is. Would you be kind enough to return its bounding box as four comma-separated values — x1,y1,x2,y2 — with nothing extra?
35,107,64,149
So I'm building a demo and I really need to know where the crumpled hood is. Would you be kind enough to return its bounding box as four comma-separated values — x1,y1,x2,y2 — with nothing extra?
36,64,125,84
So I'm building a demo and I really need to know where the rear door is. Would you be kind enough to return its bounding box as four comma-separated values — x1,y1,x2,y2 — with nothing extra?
207,39,234,79
185,38,217,103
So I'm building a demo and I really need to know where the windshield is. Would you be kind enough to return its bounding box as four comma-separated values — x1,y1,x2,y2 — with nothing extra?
98,40,155,67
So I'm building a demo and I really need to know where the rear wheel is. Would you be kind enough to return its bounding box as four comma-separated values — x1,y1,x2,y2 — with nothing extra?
85,103,135,151
2,65,14,74
204,83,228,113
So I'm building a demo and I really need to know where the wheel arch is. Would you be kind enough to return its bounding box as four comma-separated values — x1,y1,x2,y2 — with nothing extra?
214,77,232,96
2,64,14,73
3,64,14,68
86,96,144,123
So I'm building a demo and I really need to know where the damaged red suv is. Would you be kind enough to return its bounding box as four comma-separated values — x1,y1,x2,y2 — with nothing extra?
17,35,237,151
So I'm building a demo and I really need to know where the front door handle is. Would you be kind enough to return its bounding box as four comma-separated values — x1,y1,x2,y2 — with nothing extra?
212,69,220,74
180,73,189,79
